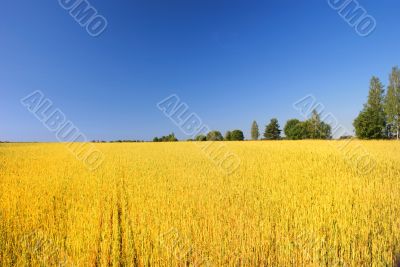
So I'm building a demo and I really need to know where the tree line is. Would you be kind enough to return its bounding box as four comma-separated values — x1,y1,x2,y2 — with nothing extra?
153,110,332,142
354,66,400,139
154,66,400,142
153,133,178,142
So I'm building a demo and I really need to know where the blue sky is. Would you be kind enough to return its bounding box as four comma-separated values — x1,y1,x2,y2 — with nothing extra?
1,0,400,141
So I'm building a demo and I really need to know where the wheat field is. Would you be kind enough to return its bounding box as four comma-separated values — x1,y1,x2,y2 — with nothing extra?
0,141,399,266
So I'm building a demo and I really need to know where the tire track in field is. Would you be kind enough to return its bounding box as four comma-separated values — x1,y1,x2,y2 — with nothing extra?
116,177,125,266
94,198,105,267
107,193,114,267
120,175,139,266
96,167,139,266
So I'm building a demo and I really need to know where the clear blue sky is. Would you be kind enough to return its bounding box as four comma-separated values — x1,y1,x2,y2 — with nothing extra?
1,0,400,141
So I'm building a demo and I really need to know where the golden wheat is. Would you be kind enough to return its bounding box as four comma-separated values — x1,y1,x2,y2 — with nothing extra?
0,141,399,266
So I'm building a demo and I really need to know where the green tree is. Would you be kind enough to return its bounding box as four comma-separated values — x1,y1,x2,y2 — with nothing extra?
207,131,223,141
354,76,386,139
264,118,281,140
224,131,232,141
295,121,311,139
384,66,400,139
195,134,207,141
284,119,301,139
309,110,332,139
168,133,178,142
319,122,332,139
251,121,260,140
153,133,178,142
230,130,244,141
284,116,331,140
309,110,321,139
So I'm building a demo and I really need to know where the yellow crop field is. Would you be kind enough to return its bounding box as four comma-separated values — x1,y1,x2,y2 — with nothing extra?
0,141,399,266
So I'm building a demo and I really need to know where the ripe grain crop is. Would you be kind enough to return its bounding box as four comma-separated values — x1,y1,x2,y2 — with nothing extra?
0,141,399,266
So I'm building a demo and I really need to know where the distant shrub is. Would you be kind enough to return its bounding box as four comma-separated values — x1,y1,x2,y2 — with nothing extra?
206,131,223,141
195,134,207,141
230,130,244,141
224,131,232,141
153,133,178,142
